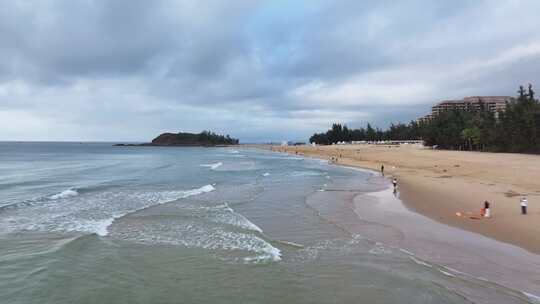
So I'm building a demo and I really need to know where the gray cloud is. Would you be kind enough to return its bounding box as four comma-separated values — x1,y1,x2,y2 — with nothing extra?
1,0,540,142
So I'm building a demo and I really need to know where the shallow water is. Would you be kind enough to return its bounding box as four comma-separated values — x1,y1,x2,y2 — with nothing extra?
0,143,536,303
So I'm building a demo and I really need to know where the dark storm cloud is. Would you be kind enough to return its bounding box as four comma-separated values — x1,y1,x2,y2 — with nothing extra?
1,0,540,142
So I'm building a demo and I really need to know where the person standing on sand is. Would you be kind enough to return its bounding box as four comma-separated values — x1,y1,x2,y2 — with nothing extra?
381,164,384,176
520,196,528,215
484,201,491,218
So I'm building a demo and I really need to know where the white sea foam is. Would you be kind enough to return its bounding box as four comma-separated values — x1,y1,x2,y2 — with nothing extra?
183,184,216,196
90,218,115,236
210,203,263,233
114,220,281,262
369,242,392,255
91,184,217,236
409,256,432,268
440,265,476,279
438,269,456,277
1,184,216,236
201,162,223,170
231,213,263,233
276,240,304,248
3,182,273,263
244,246,282,263
262,172,270,177
49,189,79,200
252,155,303,161
290,171,323,177
400,248,436,268
399,248,415,256
523,291,540,304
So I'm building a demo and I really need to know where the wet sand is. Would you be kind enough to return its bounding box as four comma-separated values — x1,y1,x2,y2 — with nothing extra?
302,163,540,301
270,144,540,255
358,187,540,299
267,147,540,300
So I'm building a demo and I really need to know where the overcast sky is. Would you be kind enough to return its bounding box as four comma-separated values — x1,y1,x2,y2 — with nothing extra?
1,0,540,142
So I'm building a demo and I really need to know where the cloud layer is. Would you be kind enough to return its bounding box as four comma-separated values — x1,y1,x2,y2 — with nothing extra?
1,0,540,142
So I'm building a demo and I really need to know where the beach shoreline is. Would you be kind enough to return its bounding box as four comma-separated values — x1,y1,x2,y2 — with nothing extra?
261,145,540,299
265,144,540,255
352,186,540,299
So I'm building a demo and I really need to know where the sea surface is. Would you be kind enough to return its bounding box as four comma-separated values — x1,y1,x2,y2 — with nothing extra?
0,142,536,303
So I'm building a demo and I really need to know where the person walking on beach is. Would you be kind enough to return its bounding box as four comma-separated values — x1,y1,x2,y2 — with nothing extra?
392,178,397,190
520,196,528,215
484,201,491,218
381,164,384,176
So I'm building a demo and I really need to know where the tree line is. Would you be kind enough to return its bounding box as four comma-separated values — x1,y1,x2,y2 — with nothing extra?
197,131,239,145
150,130,239,146
309,85,540,153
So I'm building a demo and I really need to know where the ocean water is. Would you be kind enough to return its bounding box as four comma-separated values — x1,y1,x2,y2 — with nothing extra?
0,142,536,303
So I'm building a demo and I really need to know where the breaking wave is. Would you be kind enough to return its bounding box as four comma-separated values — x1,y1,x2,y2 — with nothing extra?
0,185,216,237
49,189,79,200
209,203,263,233
108,200,280,262
114,221,281,262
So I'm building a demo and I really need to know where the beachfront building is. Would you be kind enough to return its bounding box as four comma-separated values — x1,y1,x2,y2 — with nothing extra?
432,96,512,116
419,96,514,123
417,114,434,124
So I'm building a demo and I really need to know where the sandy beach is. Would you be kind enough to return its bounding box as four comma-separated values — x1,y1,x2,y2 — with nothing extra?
272,144,540,255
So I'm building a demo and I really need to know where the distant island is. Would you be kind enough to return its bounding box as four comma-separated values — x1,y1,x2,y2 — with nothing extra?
115,131,239,147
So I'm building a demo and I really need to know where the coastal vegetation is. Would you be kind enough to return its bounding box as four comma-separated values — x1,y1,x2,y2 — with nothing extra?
310,85,540,153
115,131,239,146
151,131,239,146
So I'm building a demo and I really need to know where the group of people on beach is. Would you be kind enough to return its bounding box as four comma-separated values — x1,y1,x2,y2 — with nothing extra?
381,163,530,218
480,196,528,218
381,164,398,193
